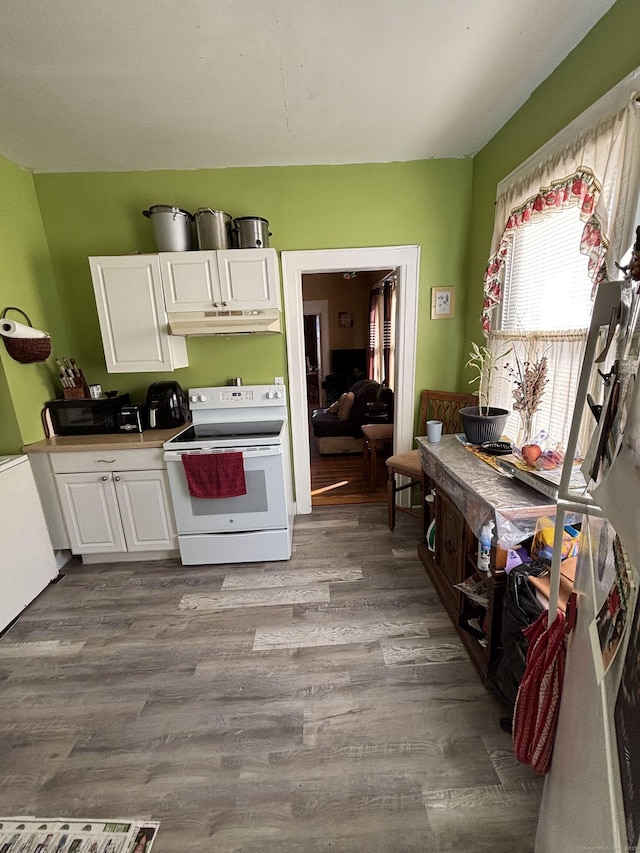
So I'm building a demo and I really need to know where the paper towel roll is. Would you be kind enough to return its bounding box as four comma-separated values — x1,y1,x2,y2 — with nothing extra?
0,319,48,339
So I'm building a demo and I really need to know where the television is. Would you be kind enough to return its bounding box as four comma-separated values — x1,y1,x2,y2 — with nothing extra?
330,348,367,376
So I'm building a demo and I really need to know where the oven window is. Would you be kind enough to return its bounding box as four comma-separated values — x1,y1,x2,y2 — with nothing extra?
190,470,269,516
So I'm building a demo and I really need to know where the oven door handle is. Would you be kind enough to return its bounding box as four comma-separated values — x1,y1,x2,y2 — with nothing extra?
164,447,281,461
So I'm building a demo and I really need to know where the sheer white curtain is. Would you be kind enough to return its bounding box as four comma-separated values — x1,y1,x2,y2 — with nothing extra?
483,90,640,451
483,96,640,333
488,330,589,450
367,278,397,389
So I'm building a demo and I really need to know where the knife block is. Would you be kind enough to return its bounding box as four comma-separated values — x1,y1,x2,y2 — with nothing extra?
62,370,91,399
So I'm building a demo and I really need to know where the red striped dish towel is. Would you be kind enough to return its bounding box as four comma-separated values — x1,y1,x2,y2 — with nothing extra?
181,451,247,498
513,609,567,775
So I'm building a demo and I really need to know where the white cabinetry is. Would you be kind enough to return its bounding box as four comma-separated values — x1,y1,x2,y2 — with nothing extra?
159,249,280,313
89,255,189,373
52,449,177,560
160,251,224,312
0,455,58,632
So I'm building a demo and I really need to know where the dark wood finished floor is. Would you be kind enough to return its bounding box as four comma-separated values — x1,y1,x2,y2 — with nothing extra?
0,506,542,852
309,409,389,506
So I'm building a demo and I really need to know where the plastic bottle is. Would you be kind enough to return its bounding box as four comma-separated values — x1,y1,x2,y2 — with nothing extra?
477,523,494,573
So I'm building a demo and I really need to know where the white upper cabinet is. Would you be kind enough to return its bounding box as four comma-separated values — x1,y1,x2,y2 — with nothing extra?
217,249,280,310
160,249,280,313
89,249,282,372
89,255,189,373
159,251,226,312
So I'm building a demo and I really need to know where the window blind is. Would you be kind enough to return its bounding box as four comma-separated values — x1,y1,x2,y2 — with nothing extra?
502,207,594,332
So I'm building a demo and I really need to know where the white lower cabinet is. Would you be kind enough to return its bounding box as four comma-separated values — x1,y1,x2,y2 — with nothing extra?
51,449,177,558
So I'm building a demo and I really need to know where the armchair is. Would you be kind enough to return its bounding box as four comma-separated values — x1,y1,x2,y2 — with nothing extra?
311,380,394,455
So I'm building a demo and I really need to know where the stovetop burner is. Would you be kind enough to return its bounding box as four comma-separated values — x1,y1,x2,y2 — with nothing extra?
167,419,284,445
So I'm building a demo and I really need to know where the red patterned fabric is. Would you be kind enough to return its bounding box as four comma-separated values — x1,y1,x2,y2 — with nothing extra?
481,168,607,333
182,451,246,499
513,609,567,775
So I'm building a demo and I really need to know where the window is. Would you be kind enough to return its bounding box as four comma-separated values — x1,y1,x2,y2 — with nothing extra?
482,72,640,452
502,207,594,332
489,206,593,448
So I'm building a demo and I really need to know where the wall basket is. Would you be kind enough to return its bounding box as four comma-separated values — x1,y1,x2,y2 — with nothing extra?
0,307,52,364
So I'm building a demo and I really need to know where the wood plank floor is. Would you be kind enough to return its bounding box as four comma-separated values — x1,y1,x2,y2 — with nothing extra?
308,409,389,506
0,506,543,852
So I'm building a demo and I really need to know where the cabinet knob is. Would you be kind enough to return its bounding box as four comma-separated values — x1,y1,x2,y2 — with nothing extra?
213,302,220,308
114,475,121,482
101,475,108,482
221,301,228,307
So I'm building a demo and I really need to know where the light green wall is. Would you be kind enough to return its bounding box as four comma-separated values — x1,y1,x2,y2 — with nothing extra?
33,160,473,412
0,155,70,453
3,0,636,449
462,0,640,379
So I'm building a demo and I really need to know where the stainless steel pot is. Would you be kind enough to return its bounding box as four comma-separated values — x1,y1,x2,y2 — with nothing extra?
234,216,272,249
143,205,193,252
194,209,233,250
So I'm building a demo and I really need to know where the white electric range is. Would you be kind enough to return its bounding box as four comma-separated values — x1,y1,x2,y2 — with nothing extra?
163,385,293,565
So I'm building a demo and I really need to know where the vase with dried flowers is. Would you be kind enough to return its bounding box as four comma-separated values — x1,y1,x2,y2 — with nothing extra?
504,349,549,447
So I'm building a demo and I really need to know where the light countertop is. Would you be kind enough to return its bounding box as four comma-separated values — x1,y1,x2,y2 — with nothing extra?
23,425,187,453
417,433,556,547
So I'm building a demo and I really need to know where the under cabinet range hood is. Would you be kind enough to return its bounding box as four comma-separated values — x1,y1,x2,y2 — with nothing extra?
168,309,282,336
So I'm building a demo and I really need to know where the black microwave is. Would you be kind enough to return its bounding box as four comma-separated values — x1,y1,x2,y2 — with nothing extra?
46,394,131,436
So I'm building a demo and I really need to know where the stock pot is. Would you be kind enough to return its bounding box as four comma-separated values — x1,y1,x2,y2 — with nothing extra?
194,209,233,249
143,205,192,251
234,216,272,248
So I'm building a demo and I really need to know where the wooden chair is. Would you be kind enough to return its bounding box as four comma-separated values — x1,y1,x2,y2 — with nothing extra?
385,389,477,530
362,422,394,491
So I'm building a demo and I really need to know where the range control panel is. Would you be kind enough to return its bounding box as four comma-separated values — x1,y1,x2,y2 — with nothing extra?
188,385,286,411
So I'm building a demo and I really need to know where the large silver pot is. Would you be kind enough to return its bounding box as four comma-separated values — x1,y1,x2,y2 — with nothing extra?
194,209,233,250
143,205,192,252
234,216,272,249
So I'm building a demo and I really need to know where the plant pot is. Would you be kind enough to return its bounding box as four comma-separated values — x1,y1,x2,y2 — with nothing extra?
365,401,389,423
459,406,509,445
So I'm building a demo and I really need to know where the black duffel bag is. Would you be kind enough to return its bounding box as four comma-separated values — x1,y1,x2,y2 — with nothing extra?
488,567,544,710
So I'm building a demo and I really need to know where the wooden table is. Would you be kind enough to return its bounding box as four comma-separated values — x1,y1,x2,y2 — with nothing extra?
416,435,556,682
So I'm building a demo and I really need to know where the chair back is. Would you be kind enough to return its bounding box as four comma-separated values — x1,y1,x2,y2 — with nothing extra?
418,389,477,436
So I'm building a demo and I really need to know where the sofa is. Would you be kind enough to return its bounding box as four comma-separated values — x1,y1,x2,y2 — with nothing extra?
311,379,394,455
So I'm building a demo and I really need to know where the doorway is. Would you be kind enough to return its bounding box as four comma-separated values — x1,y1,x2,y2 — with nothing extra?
302,298,330,407
303,271,394,505
283,246,420,515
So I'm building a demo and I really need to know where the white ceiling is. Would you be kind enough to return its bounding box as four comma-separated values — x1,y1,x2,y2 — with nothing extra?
0,0,618,174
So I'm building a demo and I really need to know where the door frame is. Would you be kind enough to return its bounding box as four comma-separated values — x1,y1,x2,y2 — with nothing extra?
283,245,420,515
302,298,330,402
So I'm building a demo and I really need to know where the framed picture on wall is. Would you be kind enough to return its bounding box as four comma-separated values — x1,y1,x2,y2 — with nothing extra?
431,286,455,319
338,311,354,328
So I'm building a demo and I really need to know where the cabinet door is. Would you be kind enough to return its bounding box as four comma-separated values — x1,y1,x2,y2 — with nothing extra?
159,251,223,312
55,473,126,554
89,255,188,372
114,469,177,551
217,249,280,310
435,488,466,587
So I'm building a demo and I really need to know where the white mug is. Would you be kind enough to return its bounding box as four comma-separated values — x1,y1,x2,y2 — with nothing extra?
427,419,443,443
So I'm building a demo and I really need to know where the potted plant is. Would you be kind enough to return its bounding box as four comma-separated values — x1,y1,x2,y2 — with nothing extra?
459,342,511,444
365,381,390,421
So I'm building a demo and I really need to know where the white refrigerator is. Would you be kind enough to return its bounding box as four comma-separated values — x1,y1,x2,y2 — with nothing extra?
536,277,640,851
0,454,58,633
